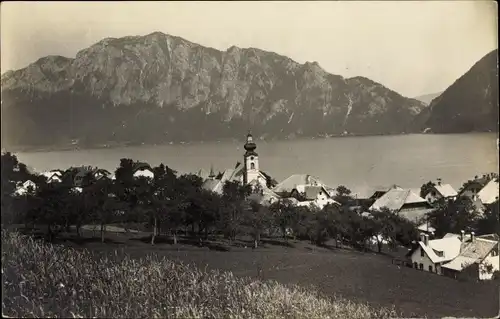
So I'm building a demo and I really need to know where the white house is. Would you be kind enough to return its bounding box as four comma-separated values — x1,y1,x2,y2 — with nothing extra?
408,233,462,275
289,185,340,209
424,182,458,205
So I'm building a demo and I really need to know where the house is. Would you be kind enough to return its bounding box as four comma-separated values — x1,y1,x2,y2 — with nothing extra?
40,170,63,183
407,233,462,274
457,177,499,215
423,181,458,205
289,185,340,209
441,233,499,281
369,187,433,223
201,133,271,195
367,185,401,201
458,174,497,200
132,162,154,179
477,179,499,206
247,181,280,207
417,223,436,236
73,166,111,187
273,174,325,196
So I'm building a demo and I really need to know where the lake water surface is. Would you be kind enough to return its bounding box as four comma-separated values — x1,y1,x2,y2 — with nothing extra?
14,133,498,198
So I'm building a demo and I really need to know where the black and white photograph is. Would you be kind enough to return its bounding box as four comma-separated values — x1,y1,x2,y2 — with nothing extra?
1,1,499,318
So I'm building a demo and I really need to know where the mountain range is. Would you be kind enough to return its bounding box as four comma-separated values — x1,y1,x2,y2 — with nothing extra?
1,32,497,150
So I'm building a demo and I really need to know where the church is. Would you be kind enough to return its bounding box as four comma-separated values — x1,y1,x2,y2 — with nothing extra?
199,132,271,195
198,132,339,209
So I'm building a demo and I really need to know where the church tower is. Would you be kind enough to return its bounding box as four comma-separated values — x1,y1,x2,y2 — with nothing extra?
243,131,259,185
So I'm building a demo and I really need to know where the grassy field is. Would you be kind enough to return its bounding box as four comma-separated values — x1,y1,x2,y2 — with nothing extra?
2,231,400,318
3,228,499,318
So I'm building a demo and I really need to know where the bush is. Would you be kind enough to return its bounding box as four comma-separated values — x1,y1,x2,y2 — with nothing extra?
2,231,398,318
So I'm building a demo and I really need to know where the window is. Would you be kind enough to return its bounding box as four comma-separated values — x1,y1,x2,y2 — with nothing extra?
250,156,254,160
419,263,423,270
250,163,255,170
428,265,433,272
420,248,425,257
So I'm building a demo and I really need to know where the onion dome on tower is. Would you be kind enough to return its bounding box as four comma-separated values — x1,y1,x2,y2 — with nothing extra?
244,131,258,157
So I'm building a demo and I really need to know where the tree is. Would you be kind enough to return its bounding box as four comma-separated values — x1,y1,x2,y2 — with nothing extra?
242,199,271,248
217,181,251,244
428,197,480,237
420,181,436,198
1,152,35,226
334,185,354,206
269,198,296,241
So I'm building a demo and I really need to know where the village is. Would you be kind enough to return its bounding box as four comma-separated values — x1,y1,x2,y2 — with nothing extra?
9,133,500,283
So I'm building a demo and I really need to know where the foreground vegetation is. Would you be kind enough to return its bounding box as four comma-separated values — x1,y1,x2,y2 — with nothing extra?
1,231,399,318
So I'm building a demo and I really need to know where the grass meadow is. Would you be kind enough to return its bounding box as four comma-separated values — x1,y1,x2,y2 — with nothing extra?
2,231,399,319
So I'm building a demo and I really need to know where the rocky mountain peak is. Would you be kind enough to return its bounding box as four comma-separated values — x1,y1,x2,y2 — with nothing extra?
2,32,433,149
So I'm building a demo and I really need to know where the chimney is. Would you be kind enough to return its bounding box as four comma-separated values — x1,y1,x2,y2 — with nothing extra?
471,232,475,242
235,161,241,169
460,230,465,242
420,233,425,244
424,234,429,246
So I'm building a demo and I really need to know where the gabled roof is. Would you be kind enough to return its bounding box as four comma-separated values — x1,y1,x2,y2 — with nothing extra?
41,170,63,183
442,237,498,271
477,179,499,204
417,223,436,233
370,188,427,211
133,162,152,173
418,235,462,264
432,184,458,198
398,207,434,223
273,174,324,194
202,179,223,194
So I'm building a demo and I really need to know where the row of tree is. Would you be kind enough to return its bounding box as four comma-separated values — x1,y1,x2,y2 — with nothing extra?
2,152,496,252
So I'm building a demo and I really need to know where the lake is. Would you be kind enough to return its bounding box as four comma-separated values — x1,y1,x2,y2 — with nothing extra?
13,133,498,198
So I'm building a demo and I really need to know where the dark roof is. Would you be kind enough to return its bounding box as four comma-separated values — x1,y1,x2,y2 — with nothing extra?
133,162,152,172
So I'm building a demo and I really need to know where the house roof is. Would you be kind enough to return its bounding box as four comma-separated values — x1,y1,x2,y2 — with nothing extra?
273,174,324,194
133,162,152,172
442,238,498,271
417,223,436,233
41,171,62,183
202,179,223,194
441,256,478,271
370,188,427,211
477,179,499,204
433,184,458,198
398,207,434,223
419,235,462,264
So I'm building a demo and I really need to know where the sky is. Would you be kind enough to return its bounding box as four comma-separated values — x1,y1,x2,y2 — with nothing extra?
1,1,497,97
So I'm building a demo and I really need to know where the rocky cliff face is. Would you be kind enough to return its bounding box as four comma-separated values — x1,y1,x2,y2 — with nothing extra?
417,49,498,133
1,32,427,148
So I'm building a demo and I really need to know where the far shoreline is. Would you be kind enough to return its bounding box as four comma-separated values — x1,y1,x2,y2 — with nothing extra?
4,131,498,155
